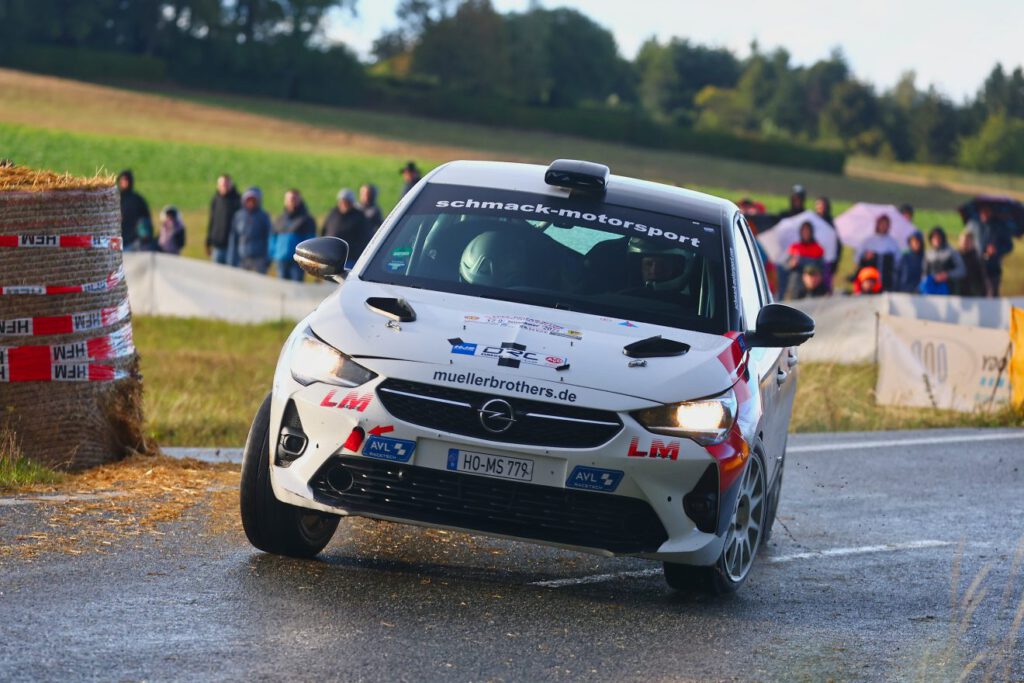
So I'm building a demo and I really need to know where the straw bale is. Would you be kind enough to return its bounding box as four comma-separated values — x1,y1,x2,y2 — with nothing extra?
0,164,147,470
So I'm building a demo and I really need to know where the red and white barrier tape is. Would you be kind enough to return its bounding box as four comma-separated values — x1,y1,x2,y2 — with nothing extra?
0,363,130,383
0,235,122,250
0,326,134,382
0,265,125,295
0,299,131,337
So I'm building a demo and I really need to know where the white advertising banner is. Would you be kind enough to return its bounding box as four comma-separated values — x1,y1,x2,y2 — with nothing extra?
876,314,1012,412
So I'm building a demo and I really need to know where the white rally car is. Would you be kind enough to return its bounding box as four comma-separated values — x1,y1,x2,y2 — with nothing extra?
240,159,814,594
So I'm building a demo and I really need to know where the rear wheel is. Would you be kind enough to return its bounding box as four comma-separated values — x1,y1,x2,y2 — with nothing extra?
664,449,767,595
240,393,339,558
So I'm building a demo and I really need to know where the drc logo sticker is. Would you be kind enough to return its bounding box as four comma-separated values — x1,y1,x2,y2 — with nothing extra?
448,339,568,370
362,435,416,463
566,466,623,492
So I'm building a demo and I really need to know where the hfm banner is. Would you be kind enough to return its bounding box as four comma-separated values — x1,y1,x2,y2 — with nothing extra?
876,314,1012,412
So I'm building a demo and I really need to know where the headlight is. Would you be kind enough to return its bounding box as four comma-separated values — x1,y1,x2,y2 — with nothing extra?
289,329,376,387
631,389,737,446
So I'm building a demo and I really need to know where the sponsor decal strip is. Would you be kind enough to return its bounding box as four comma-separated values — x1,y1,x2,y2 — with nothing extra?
0,235,123,250
463,314,582,341
431,369,579,403
0,265,126,296
0,299,131,337
0,326,135,382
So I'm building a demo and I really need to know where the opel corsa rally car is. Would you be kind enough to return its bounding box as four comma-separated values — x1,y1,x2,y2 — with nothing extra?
240,159,814,594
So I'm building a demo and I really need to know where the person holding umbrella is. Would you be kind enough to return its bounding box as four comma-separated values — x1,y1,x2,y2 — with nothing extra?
966,204,1014,297
854,215,901,291
814,196,841,290
956,231,987,297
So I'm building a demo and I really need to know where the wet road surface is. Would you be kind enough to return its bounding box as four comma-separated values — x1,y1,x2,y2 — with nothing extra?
2,428,1023,682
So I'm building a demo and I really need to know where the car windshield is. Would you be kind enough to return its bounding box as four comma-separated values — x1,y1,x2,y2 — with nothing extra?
362,183,727,333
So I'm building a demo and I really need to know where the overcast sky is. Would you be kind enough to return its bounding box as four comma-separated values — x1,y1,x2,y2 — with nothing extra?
326,0,1024,101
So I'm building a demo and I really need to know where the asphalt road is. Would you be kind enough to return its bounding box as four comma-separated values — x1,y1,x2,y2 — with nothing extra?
2,428,1023,682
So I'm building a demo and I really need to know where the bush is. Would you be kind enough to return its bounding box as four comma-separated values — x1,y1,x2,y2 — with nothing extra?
0,43,166,83
958,114,1024,174
365,80,846,173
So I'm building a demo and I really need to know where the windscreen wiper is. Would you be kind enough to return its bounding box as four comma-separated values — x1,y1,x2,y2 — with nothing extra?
622,335,690,359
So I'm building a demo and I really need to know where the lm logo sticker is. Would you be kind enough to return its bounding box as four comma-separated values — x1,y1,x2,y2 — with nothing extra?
626,437,680,461
320,389,372,412
566,466,623,492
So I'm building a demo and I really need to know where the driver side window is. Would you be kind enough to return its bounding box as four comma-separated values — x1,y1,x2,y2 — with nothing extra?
733,219,763,330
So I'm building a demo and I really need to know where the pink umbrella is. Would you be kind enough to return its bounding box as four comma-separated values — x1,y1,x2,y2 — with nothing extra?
756,210,838,263
834,203,917,253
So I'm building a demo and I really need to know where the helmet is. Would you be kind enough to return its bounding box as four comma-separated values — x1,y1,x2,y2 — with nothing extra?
627,237,690,290
459,231,531,288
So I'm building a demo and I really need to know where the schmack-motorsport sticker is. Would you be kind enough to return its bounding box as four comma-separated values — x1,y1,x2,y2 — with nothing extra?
463,314,582,340
449,339,568,370
407,183,719,258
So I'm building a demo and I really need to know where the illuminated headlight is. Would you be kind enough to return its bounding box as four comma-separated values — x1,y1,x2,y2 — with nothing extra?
289,329,376,387
631,389,738,446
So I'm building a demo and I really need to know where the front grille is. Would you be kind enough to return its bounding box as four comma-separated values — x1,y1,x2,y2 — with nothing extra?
310,456,668,554
376,378,622,448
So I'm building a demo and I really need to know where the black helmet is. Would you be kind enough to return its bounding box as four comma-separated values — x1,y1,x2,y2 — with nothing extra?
459,231,531,288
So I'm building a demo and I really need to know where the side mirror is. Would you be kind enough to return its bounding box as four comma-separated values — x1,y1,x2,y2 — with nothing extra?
294,237,348,280
745,303,815,348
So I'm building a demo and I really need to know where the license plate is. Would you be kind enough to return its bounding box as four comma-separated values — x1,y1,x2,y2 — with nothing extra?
446,448,534,482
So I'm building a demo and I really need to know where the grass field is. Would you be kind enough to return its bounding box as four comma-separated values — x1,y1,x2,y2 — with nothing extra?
131,317,1023,447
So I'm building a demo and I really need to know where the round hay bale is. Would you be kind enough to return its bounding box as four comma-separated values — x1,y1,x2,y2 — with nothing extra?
0,163,148,470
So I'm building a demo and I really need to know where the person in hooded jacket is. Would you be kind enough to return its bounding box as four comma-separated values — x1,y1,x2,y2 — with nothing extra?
323,188,370,267
117,170,153,251
157,206,186,255
228,187,272,273
920,226,965,295
271,189,316,282
359,184,384,232
896,231,925,293
956,231,987,297
779,184,807,219
207,174,241,265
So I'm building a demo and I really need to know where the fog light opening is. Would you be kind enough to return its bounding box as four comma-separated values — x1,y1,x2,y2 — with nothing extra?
683,464,719,534
325,466,354,494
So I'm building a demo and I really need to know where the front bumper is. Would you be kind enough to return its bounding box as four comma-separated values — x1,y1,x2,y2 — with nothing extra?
267,371,733,565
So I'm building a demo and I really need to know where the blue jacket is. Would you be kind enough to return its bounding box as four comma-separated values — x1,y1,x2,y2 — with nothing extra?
896,250,924,293
227,188,272,265
270,203,316,262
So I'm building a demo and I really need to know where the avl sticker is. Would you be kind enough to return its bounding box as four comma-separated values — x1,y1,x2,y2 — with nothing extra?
362,435,416,463
565,466,623,492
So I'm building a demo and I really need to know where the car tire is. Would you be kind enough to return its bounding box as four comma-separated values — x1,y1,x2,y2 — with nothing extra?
664,448,768,595
240,393,339,558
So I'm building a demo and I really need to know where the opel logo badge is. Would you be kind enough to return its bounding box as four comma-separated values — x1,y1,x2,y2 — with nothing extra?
478,398,516,434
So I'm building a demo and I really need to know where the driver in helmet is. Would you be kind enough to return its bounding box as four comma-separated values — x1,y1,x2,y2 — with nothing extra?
626,237,691,302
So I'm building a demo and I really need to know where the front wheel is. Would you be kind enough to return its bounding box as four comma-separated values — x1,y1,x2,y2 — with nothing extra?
664,449,767,595
240,393,339,558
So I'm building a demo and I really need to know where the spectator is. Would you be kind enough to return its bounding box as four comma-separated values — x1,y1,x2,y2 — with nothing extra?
899,203,914,222
117,169,153,252
852,266,883,295
323,188,370,267
271,189,316,282
784,221,825,299
956,231,987,297
966,204,1014,297
737,197,766,215
920,227,965,295
794,264,829,299
228,187,272,273
896,231,925,293
157,206,186,255
207,173,241,265
399,161,422,198
780,184,806,219
359,183,384,231
855,214,901,291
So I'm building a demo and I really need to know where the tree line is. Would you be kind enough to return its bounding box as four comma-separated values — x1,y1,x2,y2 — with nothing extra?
2,0,1022,174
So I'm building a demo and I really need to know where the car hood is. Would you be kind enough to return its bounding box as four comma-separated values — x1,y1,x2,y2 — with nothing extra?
308,278,741,405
